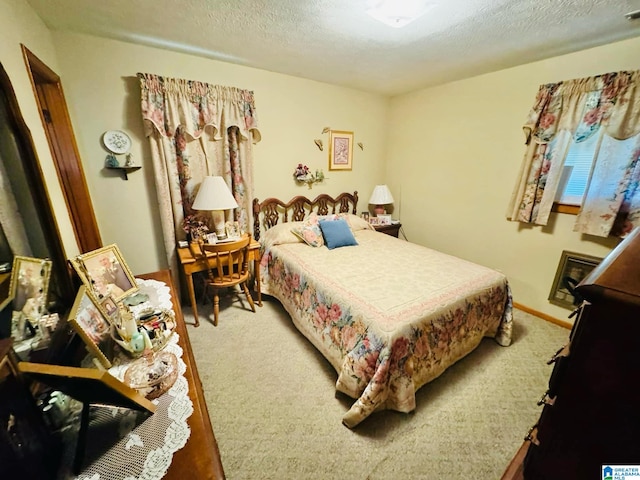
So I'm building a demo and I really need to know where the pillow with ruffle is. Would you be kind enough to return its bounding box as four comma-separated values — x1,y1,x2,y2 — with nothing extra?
291,213,324,247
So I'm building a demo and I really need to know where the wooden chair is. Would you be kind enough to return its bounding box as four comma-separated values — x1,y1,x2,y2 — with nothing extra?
197,233,256,326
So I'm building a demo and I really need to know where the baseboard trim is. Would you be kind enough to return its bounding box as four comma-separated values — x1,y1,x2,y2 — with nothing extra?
513,302,572,330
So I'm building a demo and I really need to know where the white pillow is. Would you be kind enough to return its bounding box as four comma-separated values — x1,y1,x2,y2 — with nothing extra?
343,213,375,231
261,221,304,247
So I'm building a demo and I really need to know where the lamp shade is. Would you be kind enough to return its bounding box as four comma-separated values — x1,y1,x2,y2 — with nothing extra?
369,185,394,205
192,176,238,211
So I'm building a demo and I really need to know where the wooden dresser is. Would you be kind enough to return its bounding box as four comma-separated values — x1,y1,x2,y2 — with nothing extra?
137,270,225,479
0,270,224,478
501,229,640,480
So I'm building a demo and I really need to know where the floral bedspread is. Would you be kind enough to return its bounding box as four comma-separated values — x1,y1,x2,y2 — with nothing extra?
259,226,512,427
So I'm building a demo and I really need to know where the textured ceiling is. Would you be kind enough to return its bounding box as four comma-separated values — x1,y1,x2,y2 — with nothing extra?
26,0,640,96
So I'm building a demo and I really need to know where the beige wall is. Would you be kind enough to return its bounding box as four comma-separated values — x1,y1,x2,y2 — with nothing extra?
387,36,640,321
50,31,389,276
0,0,79,258
5,0,638,321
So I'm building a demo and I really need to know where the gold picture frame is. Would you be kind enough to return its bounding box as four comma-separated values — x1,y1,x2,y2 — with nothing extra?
328,130,353,171
548,250,603,309
8,256,52,315
71,244,138,302
18,360,156,472
68,285,115,368
18,361,156,413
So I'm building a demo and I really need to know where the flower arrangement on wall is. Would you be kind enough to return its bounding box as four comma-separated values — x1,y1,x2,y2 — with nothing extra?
293,163,325,188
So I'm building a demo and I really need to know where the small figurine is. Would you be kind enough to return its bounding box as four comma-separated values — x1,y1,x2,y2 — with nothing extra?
105,154,119,168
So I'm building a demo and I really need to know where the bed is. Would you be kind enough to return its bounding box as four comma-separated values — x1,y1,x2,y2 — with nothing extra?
253,191,512,428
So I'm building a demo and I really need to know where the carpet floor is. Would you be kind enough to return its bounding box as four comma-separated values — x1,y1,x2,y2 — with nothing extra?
185,293,569,480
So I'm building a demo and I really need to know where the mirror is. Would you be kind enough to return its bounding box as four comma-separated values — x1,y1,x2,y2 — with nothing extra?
0,62,74,342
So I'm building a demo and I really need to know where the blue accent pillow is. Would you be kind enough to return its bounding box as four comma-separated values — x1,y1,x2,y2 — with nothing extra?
319,218,358,250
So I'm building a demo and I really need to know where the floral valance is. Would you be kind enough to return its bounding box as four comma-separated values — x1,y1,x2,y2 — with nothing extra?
523,71,640,145
508,68,640,238
137,73,261,143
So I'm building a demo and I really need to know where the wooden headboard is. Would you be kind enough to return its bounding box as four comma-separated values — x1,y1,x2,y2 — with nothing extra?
252,191,358,240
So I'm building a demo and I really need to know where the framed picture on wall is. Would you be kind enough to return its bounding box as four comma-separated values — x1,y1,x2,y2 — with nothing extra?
548,250,603,309
328,130,353,171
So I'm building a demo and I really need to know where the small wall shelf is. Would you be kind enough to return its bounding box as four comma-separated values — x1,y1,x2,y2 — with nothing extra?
106,166,141,180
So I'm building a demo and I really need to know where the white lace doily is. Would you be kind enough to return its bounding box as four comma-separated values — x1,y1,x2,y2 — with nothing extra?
128,278,173,318
67,279,194,480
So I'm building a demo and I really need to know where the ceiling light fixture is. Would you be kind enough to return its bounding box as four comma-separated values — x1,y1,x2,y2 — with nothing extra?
366,0,435,28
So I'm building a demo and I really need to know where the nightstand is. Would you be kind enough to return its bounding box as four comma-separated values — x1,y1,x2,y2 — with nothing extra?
373,223,401,238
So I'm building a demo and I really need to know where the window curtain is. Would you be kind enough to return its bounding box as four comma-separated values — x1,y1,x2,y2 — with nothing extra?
506,71,640,237
138,73,261,287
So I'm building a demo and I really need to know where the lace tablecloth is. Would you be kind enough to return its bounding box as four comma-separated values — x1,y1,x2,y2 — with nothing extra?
62,279,194,480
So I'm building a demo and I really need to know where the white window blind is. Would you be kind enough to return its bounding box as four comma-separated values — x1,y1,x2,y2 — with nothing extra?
555,131,600,206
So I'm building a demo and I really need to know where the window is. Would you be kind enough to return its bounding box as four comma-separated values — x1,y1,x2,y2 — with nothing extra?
554,132,639,214
554,130,600,207
508,70,640,237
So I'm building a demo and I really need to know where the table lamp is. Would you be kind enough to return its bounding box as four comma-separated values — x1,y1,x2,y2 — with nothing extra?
192,176,238,240
369,185,394,216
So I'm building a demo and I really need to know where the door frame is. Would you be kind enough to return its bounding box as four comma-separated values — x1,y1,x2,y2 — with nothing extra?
21,45,102,254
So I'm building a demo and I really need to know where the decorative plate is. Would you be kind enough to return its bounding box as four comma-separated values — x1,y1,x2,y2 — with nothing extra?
103,130,132,154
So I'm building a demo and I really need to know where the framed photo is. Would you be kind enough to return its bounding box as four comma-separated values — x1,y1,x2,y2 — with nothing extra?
100,295,119,320
68,285,114,368
71,244,138,302
378,214,392,226
8,256,52,317
369,217,380,226
205,233,218,244
328,130,353,171
360,211,370,222
225,221,241,240
549,250,603,309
